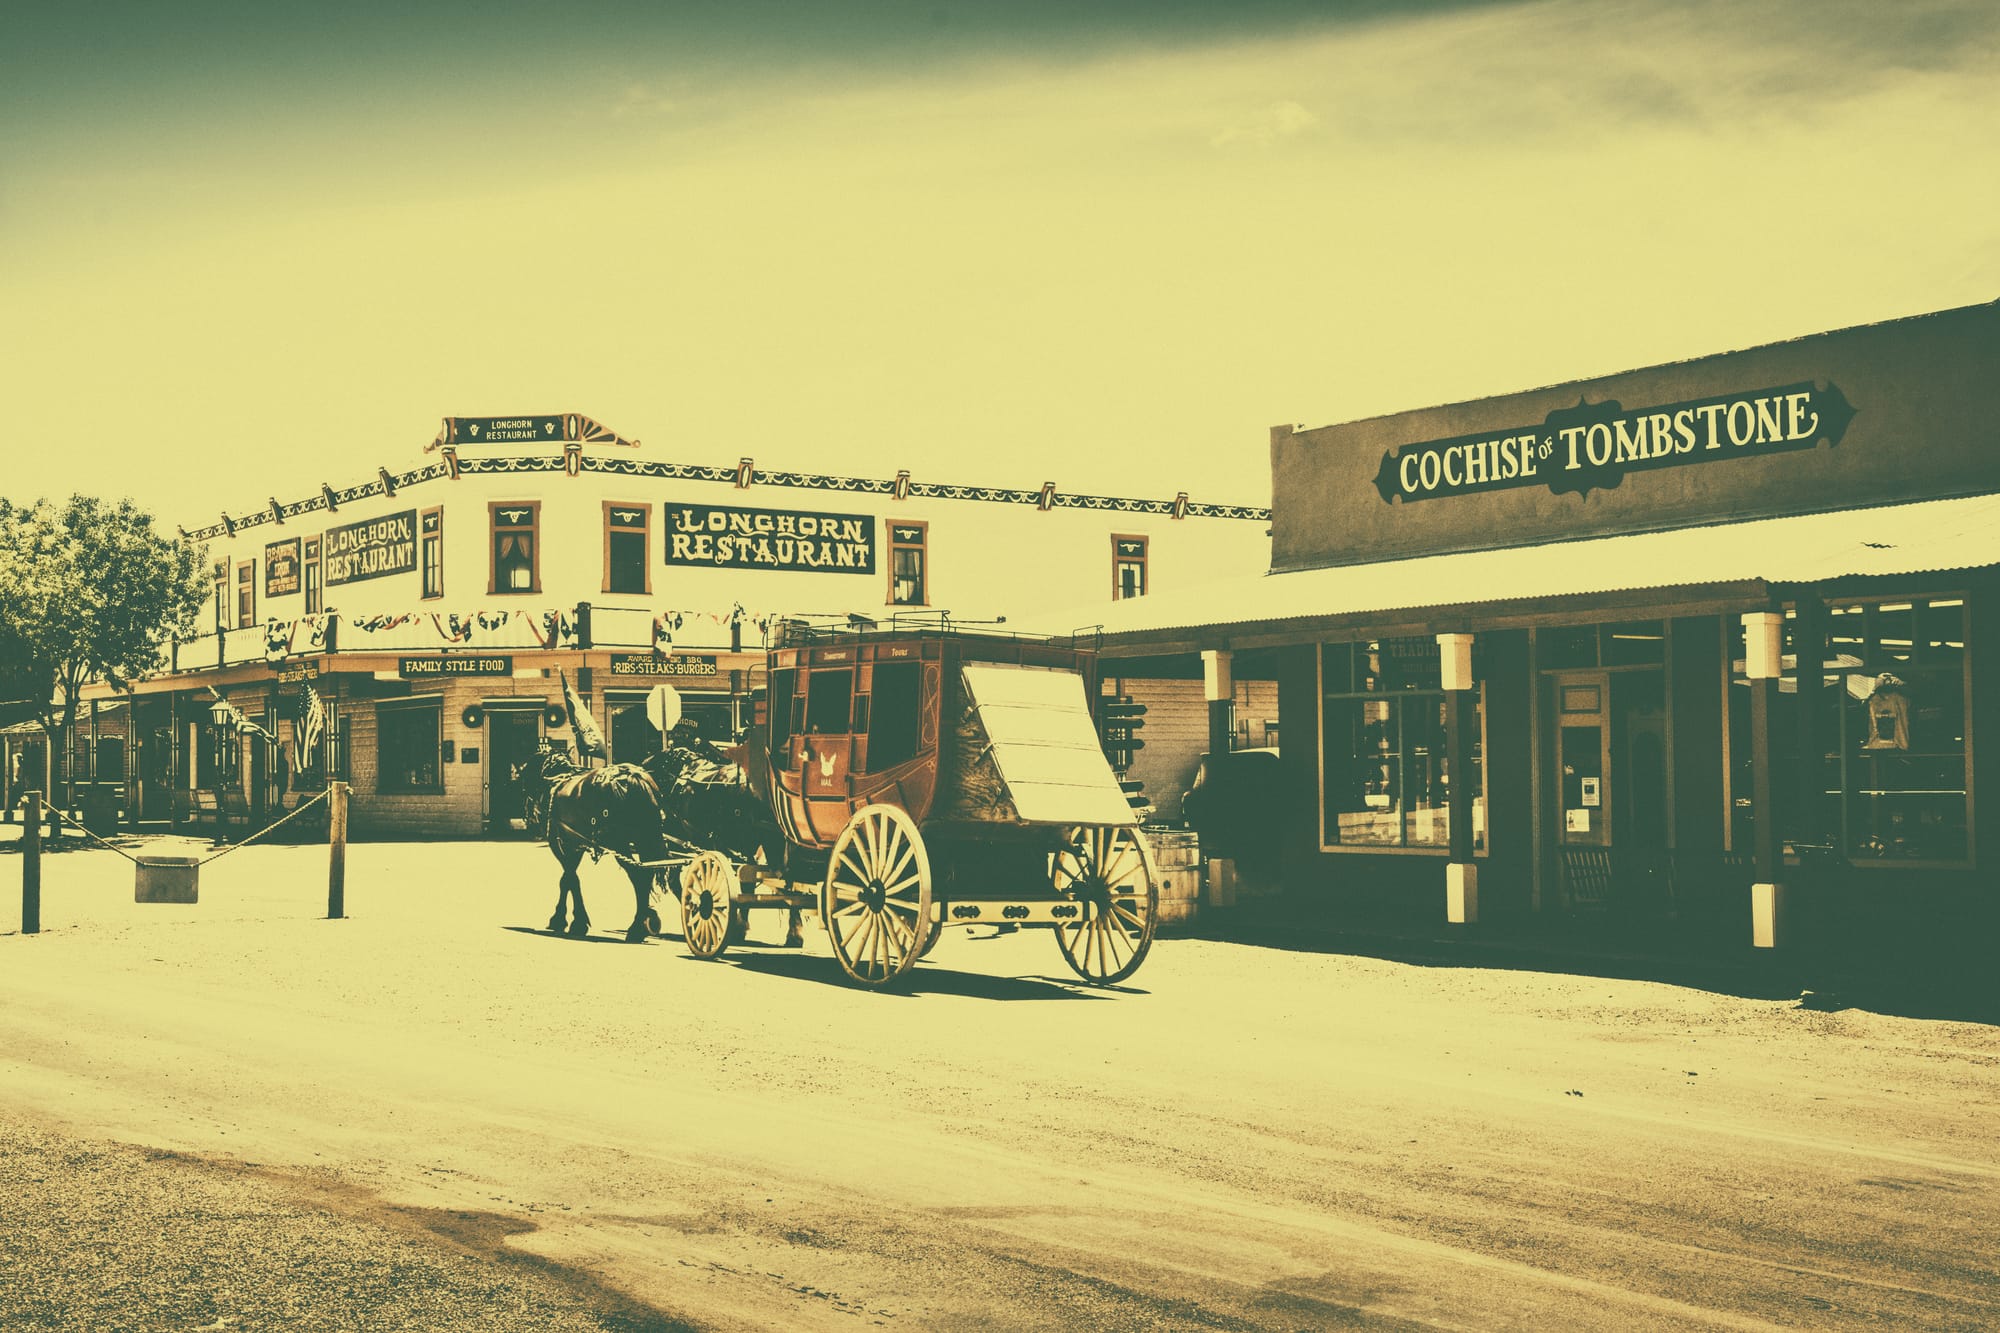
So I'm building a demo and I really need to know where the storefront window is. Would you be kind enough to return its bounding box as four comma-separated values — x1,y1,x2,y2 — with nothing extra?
1825,597,1968,862
1320,639,1485,851
377,701,443,794
1727,597,1969,865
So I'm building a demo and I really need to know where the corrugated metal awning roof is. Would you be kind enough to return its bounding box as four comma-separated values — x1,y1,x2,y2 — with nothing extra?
1036,492,2000,647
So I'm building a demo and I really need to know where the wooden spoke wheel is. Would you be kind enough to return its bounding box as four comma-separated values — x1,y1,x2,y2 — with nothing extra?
1049,826,1158,986
821,804,932,988
918,911,945,959
679,850,737,960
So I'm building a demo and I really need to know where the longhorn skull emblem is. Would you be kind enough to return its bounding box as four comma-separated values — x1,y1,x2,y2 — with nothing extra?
818,750,837,779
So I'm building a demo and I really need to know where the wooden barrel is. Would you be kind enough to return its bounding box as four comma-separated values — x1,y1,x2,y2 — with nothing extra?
1143,829,1202,927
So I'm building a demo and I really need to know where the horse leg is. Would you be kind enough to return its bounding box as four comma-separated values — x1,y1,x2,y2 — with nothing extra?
783,906,804,948
623,861,656,943
546,836,572,934
559,843,591,938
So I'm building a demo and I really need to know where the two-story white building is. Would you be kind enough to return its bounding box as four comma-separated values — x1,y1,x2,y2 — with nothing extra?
70,415,1268,839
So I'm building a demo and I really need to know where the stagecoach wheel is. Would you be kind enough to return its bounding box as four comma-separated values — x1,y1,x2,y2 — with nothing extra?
678,851,737,960
918,910,945,959
821,804,932,987
1049,825,1159,986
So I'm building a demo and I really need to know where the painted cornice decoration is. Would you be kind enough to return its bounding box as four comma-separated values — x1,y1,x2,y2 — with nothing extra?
184,454,1268,541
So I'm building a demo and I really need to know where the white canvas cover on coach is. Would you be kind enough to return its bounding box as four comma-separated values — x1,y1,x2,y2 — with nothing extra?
958,663,1137,828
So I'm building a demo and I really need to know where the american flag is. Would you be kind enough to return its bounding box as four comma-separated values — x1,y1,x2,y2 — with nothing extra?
294,679,325,773
559,670,606,760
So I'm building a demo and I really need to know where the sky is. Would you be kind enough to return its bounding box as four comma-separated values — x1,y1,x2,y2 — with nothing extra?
3,0,1997,529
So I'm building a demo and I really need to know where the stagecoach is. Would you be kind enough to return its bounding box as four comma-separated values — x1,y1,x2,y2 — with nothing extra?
664,623,1162,988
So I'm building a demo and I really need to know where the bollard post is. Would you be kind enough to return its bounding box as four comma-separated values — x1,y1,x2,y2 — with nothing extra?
327,780,348,920
22,790,41,934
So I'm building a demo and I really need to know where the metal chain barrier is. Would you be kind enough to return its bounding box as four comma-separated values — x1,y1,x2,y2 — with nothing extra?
192,789,331,866
37,804,149,867
39,789,331,868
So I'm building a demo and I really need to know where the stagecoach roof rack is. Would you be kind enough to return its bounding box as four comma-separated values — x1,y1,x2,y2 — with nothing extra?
766,609,1080,650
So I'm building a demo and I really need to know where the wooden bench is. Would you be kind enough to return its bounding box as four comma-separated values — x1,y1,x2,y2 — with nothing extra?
1560,845,1615,910
190,790,223,836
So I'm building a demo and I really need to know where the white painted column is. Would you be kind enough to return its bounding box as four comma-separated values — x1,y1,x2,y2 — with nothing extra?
1743,610,1785,948
1439,632,1478,924
1201,648,1237,908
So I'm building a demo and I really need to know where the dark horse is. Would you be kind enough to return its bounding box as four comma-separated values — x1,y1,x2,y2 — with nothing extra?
534,745,671,942
639,726,802,947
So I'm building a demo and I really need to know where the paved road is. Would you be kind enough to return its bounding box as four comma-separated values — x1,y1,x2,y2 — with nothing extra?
3,839,1997,1330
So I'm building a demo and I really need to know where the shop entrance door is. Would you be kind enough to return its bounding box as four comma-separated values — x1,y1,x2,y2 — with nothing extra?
1553,671,1614,909
135,698,175,823
486,708,542,837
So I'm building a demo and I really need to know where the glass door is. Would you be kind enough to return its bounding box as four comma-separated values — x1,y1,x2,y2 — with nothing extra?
1556,672,1610,847
1553,671,1613,909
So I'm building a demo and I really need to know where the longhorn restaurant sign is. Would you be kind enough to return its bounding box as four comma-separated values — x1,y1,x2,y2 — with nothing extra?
664,502,875,574
324,509,418,586
1374,382,1857,504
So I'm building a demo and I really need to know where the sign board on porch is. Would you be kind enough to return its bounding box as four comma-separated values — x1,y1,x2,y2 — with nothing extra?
398,656,513,678
272,661,320,684
609,653,718,678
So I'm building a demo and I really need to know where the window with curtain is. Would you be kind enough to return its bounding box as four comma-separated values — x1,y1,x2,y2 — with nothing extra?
490,503,538,594
889,523,927,606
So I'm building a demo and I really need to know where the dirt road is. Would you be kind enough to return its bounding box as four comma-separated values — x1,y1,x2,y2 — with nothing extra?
3,840,1997,1330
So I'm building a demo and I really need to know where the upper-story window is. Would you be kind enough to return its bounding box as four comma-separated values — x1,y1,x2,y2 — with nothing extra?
236,560,256,628
213,561,228,629
303,537,322,614
490,502,540,595
1112,535,1148,600
889,522,928,607
604,503,650,596
420,507,444,600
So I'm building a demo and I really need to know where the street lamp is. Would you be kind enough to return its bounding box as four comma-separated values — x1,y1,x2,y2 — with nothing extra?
208,698,235,778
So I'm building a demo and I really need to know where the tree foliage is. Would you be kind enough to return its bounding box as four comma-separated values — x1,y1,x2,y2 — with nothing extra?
0,496,209,789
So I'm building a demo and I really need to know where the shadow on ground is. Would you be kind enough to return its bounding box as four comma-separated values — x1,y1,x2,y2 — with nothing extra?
1199,912,2000,1027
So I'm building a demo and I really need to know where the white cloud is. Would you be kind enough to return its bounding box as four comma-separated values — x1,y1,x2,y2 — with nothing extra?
1209,98,1319,147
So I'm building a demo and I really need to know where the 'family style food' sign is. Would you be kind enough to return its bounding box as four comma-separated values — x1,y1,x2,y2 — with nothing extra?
1373,382,1857,503
663,502,875,574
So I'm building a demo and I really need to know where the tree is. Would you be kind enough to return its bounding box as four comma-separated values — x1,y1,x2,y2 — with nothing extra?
0,496,209,826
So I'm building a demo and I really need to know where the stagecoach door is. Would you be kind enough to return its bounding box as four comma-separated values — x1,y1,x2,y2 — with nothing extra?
486,707,541,837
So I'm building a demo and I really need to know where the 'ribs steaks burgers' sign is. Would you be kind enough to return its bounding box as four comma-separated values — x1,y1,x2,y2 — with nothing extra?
323,510,418,586
664,502,875,574
1374,382,1857,504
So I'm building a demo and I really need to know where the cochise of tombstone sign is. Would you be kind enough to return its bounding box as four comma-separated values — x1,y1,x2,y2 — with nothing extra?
1375,382,1858,503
